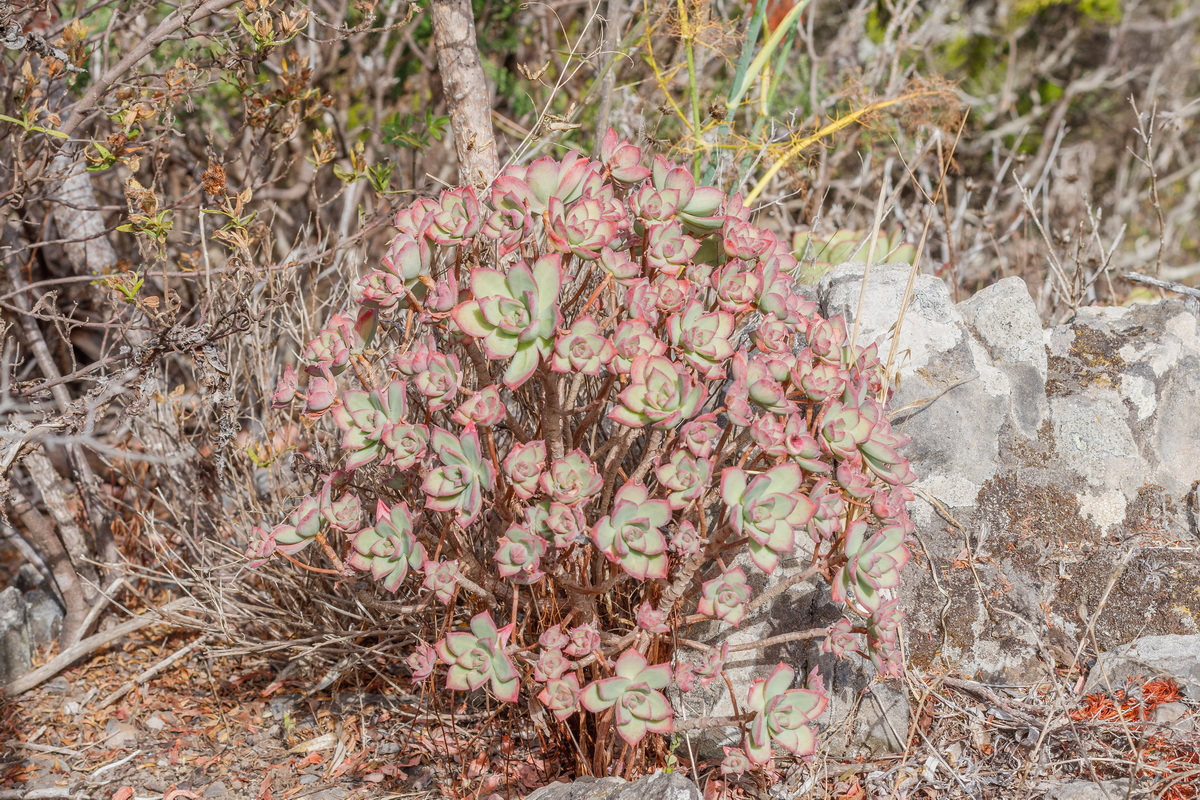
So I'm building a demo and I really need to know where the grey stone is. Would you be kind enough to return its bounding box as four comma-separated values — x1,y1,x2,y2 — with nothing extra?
1152,701,1189,727
818,263,966,374
103,719,139,749
43,676,69,694
840,272,1200,681
203,780,228,798
307,790,349,800
0,585,32,685
1084,634,1200,701
24,588,63,646
524,772,699,800
959,276,1048,379
14,563,47,592
1044,779,1135,800
525,777,626,800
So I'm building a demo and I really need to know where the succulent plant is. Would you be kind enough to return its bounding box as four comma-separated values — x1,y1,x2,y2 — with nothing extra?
694,642,729,686
253,133,923,766
332,379,408,470
635,602,670,634
580,650,674,745
375,232,433,302
347,501,426,593
270,493,323,555
244,525,277,567
721,747,753,776
721,464,815,572
302,370,339,418
698,566,752,626
425,187,482,246
806,478,848,544
745,663,828,763
550,315,615,375
668,520,702,557
564,622,601,658
643,221,699,276
532,648,573,682
421,559,460,605
544,501,587,548
502,439,547,500
599,128,651,184
452,255,563,389
609,355,705,429
865,598,905,677
406,644,439,682
451,384,506,427
667,301,735,379
541,449,602,506
821,618,862,660
382,420,428,471
270,365,299,408
727,351,797,425
539,625,571,651
494,522,548,584
610,320,668,375
413,352,463,412
318,478,362,532
538,674,582,721
591,482,672,580
546,192,626,260
831,520,910,614
422,425,496,525
655,449,714,510
435,611,520,703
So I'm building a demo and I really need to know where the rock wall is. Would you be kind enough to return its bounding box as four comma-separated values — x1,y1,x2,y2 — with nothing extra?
822,264,1200,682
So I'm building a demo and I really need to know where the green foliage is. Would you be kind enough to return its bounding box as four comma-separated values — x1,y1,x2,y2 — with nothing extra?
382,109,450,151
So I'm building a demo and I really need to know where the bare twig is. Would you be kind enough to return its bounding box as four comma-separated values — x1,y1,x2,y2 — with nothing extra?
1123,271,1200,300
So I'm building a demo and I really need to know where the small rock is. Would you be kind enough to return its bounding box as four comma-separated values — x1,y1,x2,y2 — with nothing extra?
307,789,349,800
0,586,32,684
43,676,69,694
298,773,319,785
1084,634,1200,701
203,781,227,798
525,772,700,800
269,693,301,721
24,589,64,645
15,564,48,592
524,777,626,800
145,713,168,732
1154,701,1189,727
104,719,139,749
1044,779,1133,800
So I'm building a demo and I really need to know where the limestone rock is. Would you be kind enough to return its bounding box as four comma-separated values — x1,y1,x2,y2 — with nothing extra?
1044,780,1136,800
822,263,1200,683
1084,634,1200,700
524,772,699,800
0,586,32,685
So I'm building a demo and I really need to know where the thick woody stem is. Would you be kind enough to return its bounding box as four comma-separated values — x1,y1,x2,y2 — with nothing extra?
428,0,500,186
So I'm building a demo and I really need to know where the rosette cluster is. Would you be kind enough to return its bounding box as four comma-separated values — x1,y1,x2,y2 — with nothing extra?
253,129,918,765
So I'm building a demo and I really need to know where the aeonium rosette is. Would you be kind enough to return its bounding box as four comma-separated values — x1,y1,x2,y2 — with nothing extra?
249,129,920,771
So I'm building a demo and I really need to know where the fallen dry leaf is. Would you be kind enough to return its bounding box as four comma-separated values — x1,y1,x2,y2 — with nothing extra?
286,732,337,754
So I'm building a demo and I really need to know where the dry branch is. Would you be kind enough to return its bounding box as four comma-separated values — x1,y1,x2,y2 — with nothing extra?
429,0,499,186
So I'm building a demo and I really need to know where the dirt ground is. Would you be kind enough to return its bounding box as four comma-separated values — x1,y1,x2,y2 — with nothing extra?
3,622,1199,800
